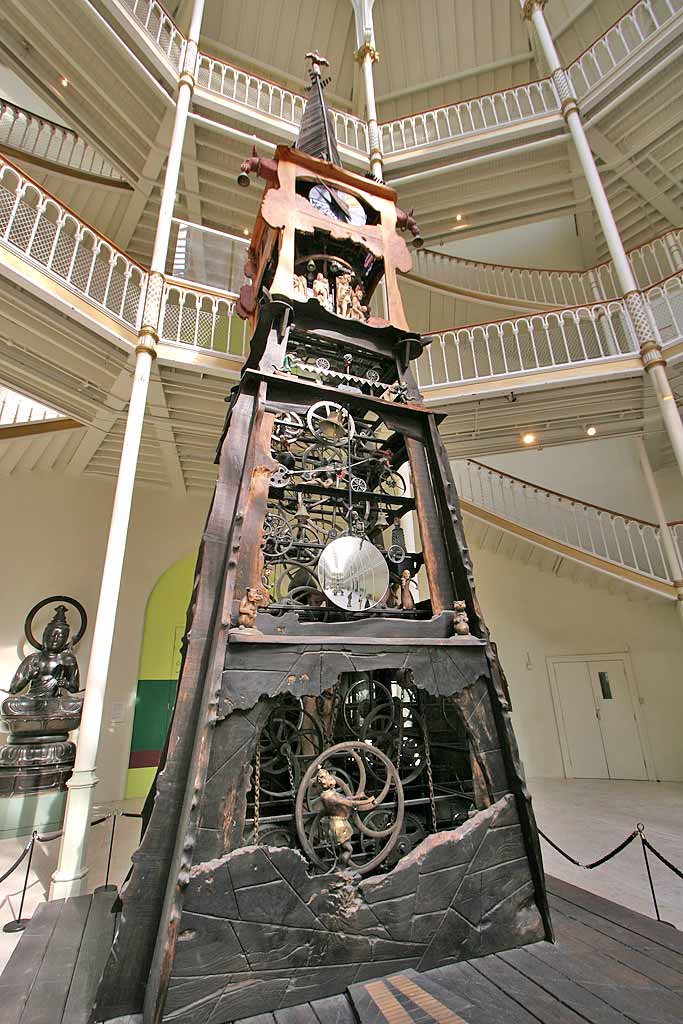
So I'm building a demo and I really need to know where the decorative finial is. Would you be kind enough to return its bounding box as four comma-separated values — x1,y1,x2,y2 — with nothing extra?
305,51,329,78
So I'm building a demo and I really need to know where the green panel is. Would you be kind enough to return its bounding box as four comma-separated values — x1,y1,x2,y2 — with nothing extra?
0,790,67,838
130,679,177,752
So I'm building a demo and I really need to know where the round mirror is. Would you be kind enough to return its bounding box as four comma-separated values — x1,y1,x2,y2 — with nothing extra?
318,536,389,611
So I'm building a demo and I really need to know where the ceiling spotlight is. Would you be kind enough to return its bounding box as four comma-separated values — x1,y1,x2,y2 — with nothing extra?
522,432,537,446
586,425,597,437
60,76,69,87
243,228,249,236
455,214,462,222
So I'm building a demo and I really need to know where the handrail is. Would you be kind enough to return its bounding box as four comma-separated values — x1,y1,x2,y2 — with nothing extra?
411,229,681,309
453,458,676,588
0,387,63,426
466,459,660,527
112,0,681,162
0,99,126,183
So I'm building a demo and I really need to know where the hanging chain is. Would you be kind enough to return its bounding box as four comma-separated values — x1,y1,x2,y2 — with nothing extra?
285,743,296,799
253,745,261,846
424,727,438,834
328,684,342,744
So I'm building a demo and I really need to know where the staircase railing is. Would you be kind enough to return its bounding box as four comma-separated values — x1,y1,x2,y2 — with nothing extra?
159,279,247,357
0,158,144,329
452,459,677,588
0,99,125,183
411,230,681,309
0,386,63,425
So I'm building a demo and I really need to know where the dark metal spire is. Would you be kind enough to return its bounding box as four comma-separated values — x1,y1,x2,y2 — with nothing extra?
296,51,342,166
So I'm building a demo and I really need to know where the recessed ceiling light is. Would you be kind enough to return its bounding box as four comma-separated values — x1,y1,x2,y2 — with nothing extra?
243,228,249,236
586,425,597,436
522,432,536,445
60,76,69,87
455,214,462,222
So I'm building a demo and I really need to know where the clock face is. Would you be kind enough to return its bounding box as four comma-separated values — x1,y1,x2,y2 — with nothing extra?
308,185,367,226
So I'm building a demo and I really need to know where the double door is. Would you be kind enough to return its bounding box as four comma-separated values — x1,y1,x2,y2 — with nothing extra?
549,656,648,780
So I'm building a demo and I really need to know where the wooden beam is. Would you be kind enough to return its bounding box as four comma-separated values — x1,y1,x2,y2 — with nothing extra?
0,417,82,440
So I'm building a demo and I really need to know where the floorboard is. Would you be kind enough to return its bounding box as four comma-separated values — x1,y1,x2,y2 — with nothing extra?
1,877,681,1023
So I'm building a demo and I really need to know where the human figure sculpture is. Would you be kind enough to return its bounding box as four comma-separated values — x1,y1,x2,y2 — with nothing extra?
315,766,375,866
386,580,401,608
238,587,267,630
454,600,471,636
400,569,415,611
293,273,308,300
312,272,330,309
6,605,79,709
349,284,368,322
335,274,353,318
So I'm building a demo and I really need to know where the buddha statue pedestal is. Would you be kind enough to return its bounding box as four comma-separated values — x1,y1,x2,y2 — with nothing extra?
0,600,86,837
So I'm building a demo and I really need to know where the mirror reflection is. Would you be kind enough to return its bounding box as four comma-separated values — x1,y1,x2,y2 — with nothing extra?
318,536,389,611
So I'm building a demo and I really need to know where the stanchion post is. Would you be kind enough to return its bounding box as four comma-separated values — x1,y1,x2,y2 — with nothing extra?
637,823,662,923
95,813,118,894
3,830,36,933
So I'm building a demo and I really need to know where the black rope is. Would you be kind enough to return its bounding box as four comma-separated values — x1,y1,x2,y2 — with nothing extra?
539,827,640,869
0,837,32,884
643,836,683,880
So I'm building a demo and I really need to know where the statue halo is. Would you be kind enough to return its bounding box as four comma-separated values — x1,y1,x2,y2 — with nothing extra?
24,595,88,650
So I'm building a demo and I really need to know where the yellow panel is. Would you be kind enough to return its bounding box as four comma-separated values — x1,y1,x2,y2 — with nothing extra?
125,766,157,800
138,553,195,680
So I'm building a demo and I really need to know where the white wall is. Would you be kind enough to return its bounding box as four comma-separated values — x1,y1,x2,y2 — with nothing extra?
0,473,207,805
481,436,683,522
441,215,585,271
469,537,683,782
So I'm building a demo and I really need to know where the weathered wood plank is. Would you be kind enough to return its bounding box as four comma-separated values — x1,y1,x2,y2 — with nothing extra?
62,890,117,1024
472,953,598,1024
19,895,92,1024
547,877,683,956
549,892,683,974
428,961,541,1023
273,1005,320,1023
309,993,357,1024
0,900,64,1024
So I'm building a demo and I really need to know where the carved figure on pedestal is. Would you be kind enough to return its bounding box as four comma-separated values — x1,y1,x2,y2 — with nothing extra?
315,766,375,866
349,284,368,321
0,598,87,795
293,273,308,300
335,273,353,318
312,272,330,309
400,569,415,611
237,587,267,630
454,600,471,636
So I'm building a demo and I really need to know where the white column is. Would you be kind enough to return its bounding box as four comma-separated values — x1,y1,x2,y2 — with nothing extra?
51,0,205,900
351,0,383,180
521,0,683,489
636,437,683,624
665,230,683,273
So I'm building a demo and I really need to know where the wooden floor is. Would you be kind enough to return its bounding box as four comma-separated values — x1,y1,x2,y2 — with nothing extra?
1,877,682,1023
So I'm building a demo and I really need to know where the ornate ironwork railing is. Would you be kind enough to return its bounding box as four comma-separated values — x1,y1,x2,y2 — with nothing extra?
452,459,674,587
411,230,682,309
0,99,125,182
0,158,144,327
159,279,248,357
117,0,185,70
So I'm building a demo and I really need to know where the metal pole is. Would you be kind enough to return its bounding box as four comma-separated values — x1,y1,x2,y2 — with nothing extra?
522,0,683,487
352,0,383,180
3,831,36,933
50,0,205,900
636,436,683,623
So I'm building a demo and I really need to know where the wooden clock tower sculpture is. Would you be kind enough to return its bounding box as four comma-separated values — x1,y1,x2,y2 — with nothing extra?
94,56,551,1024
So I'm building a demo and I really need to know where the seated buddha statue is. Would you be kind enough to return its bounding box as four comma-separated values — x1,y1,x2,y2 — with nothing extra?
4,605,80,710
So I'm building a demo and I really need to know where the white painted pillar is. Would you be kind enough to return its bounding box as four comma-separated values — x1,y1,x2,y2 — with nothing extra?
51,0,205,900
636,436,683,624
521,0,683,489
351,0,383,180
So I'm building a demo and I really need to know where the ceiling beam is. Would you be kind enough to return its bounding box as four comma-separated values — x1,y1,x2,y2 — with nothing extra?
148,365,186,495
66,360,133,476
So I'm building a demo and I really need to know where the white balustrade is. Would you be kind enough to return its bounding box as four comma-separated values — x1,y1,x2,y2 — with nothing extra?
0,159,144,327
159,280,247,357
0,386,62,425
113,0,681,162
412,229,682,309
569,0,682,100
169,218,249,293
452,459,672,584
645,272,683,347
417,301,637,389
119,0,185,69
0,100,125,182
380,79,559,156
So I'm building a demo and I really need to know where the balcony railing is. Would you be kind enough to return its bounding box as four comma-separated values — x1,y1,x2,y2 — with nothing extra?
0,386,63,425
112,0,682,163
412,230,681,309
0,158,144,328
417,300,639,390
379,79,560,157
570,0,683,100
452,459,675,589
159,279,247,357
0,100,126,183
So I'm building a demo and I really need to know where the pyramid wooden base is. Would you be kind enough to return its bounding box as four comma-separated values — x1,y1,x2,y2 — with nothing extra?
3,877,681,1024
